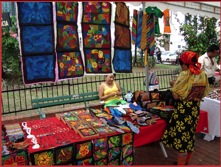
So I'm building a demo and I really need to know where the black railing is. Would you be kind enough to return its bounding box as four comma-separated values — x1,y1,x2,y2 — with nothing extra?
1,69,180,115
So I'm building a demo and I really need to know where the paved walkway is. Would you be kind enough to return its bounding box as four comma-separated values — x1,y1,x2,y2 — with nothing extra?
134,134,220,165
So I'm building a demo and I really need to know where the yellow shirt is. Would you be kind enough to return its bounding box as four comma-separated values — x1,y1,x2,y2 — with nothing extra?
103,81,121,103
171,70,210,100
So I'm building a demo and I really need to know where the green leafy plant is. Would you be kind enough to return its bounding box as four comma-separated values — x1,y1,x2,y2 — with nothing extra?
2,16,22,84
179,13,220,63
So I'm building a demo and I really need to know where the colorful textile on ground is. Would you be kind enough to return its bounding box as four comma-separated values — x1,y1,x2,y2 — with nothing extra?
17,2,56,84
56,2,84,79
82,2,112,74
113,2,132,73
131,9,138,45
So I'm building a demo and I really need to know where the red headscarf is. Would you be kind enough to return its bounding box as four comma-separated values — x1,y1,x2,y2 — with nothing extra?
180,51,202,75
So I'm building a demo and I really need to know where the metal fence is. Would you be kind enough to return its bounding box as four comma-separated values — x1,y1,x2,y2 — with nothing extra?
1,68,180,115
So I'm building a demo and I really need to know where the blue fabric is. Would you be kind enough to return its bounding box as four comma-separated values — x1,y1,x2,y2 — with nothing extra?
24,55,55,81
21,26,54,54
18,2,52,24
113,49,132,72
109,107,122,117
129,103,143,111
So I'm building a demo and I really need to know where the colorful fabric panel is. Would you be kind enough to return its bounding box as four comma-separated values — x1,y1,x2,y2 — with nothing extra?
54,144,74,165
17,2,53,25
55,2,84,80
93,148,108,161
20,26,54,54
57,51,84,79
93,138,108,151
122,155,134,165
22,54,55,84
2,150,29,165
75,158,93,165
108,147,121,161
17,2,55,84
115,24,131,49
56,23,79,51
94,158,107,165
113,49,132,73
82,2,111,13
56,2,78,23
82,2,112,74
82,2,111,24
31,150,54,166
108,135,121,148
115,2,130,26
82,24,111,49
113,2,132,73
75,141,92,160
108,158,120,165
121,144,133,159
122,132,134,146
84,49,112,73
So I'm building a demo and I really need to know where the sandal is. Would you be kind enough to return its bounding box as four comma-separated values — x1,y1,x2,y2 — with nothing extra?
136,117,148,126
129,113,138,122
126,121,140,134
146,118,157,125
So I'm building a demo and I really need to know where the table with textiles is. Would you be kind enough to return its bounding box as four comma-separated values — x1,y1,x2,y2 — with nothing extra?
2,114,134,166
134,110,209,147
28,118,134,166
2,108,208,166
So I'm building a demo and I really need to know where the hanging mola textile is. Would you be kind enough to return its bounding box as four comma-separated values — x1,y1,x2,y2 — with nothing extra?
131,9,138,45
82,2,112,74
136,10,143,48
56,2,84,80
113,2,132,73
145,6,163,56
17,2,56,84
163,9,171,33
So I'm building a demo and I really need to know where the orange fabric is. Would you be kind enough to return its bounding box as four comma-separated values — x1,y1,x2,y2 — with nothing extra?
163,9,171,33
185,152,193,165
180,51,202,75
178,153,187,165
103,107,111,114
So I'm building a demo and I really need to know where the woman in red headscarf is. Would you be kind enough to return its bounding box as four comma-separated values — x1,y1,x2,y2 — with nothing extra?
161,51,210,165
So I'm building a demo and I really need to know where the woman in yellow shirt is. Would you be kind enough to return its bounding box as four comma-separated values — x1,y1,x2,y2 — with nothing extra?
98,74,122,103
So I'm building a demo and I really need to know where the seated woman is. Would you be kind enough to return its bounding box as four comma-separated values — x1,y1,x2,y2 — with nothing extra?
98,74,122,103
